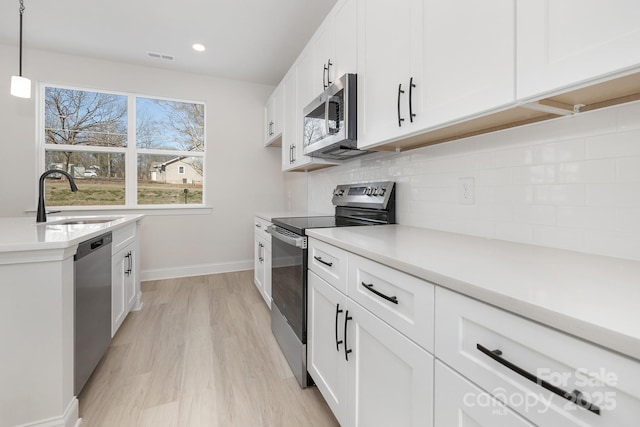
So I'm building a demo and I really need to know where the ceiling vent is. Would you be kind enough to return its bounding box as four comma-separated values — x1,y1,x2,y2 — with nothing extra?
147,52,174,61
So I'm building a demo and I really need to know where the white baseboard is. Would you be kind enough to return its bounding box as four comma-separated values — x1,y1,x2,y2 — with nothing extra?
140,259,253,281
16,398,79,427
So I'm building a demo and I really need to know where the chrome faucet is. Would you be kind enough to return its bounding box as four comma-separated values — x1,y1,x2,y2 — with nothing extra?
37,169,78,223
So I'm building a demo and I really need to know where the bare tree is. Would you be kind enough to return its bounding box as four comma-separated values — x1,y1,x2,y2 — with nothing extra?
44,88,127,172
150,100,205,152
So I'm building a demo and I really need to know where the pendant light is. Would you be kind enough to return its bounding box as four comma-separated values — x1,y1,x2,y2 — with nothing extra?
10,0,31,99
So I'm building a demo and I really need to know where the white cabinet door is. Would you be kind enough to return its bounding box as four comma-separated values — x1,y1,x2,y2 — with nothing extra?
111,248,126,337
282,70,296,169
357,0,424,149
254,233,266,298
346,299,434,427
123,244,136,312
517,0,640,99
421,0,515,127
262,241,271,308
265,84,284,146
314,0,358,93
314,18,335,94
333,0,357,80
435,361,535,427
308,271,349,426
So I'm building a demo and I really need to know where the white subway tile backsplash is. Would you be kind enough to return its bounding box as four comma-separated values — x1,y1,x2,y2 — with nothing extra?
616,157,640,181
586,129,640,159
512,205,557,225
557,206,612,230
533,226,585,251
616,101,640,131
305,101,640,261
557,159,616,183
587,183,640,206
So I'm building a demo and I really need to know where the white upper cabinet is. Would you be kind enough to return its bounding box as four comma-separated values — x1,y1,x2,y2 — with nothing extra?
517,0,640,99
357,0,424,149
421,0,515,127
264,83,284,146
313,0,358,94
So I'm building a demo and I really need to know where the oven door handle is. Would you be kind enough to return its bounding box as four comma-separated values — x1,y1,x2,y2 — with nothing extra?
268,225,307,248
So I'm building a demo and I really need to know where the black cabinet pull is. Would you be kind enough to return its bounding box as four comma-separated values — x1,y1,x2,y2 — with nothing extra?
323,63,328,90
344,310,352,361
314,256,333,267
397,83,405,127
335,303,344,351
476,344,601,415
361,282,398,304
409,77,416,123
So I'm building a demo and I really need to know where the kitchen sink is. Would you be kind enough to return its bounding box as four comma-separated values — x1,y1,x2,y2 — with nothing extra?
45,217,121,225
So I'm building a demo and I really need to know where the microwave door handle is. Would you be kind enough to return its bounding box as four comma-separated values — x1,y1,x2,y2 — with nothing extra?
325,98,331,136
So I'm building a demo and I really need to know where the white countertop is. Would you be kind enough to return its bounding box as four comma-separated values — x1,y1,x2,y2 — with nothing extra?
307,225,640,361
0,215,144,254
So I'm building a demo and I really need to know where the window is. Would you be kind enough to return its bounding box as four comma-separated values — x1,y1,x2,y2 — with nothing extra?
41,85,205,207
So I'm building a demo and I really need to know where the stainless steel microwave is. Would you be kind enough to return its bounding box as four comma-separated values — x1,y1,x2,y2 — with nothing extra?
302,73,368,160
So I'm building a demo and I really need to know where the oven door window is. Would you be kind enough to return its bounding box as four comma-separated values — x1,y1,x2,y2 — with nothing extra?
271,236,306,342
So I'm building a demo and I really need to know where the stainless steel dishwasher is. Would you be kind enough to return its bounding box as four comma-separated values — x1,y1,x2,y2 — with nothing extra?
74,231,112,394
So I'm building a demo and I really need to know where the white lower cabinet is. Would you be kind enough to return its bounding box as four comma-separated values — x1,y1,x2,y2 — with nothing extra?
435,287,640,427
435,361,535,427
112,242,136,336
307,240,435,427
308,271,349,425
111,223,139,336
345,298,434,427
254,217,272,307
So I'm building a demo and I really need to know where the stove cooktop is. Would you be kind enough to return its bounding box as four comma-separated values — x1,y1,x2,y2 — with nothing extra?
272,215,376,235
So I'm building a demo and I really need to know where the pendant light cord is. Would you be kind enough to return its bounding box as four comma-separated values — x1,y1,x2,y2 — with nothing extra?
18,0,25,76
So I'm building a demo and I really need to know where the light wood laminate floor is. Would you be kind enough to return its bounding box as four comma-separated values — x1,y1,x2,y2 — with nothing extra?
78,271,339,427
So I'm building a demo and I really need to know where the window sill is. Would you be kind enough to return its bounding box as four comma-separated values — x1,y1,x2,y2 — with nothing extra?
25,205,213,216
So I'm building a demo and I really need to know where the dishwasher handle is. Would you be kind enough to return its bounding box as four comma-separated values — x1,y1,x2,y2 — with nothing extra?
75,232,113,260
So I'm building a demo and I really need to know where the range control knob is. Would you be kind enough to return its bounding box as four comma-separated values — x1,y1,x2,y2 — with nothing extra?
379,187,386,196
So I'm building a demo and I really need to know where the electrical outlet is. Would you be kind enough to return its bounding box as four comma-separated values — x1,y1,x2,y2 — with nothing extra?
458,177,474,204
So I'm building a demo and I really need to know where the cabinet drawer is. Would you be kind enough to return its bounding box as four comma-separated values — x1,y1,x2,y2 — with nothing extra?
254,217,272,242
347,253,434,353
435,361,535,427
309,238,348,294
112,223,136,254
435,287,640,426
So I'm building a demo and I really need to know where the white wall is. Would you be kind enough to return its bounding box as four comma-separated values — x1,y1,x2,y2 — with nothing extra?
306,101,640,262
0,44,288,279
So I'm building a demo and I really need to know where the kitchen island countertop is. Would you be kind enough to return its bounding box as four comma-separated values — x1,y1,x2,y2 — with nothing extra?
0,214,144,256
307,224,640,361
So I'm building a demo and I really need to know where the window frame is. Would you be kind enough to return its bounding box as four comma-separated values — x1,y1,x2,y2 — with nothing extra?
38,83,207,210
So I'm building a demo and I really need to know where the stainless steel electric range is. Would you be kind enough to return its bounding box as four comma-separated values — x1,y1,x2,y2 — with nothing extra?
268,181,396,387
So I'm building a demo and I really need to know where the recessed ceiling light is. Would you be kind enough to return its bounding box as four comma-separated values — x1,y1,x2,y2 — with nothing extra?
192,43,206,52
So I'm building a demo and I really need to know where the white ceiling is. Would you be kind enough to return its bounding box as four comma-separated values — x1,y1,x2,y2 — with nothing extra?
0,0,337,86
